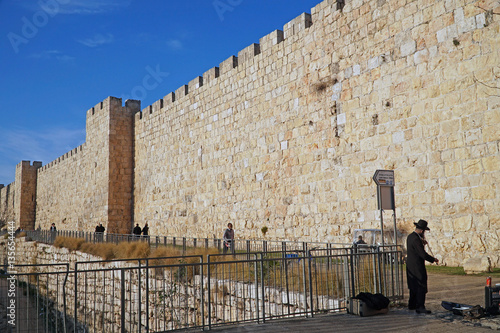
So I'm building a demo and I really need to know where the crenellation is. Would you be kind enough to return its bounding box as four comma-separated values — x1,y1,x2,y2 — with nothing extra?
141,104,152,117
175,84,189,100
283,12,313,39
219,55,238,76
259,30,284,53
203,67,220,85
237,43,261,65
188,76,203,92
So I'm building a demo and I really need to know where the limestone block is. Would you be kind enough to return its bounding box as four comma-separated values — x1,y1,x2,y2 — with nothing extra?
463,256,491,274
453,215,472,232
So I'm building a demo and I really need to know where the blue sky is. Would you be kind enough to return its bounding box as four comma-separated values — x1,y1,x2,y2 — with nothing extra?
0,0,322,185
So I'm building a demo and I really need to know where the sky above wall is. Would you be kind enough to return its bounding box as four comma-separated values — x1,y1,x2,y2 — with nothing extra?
0,0,322,185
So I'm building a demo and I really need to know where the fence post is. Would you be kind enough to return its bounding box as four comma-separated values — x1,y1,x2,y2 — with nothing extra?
350,247,356,299
201,259,205,330
307,250,314,317
74,262,79,331
376,246,382,293
207,257,212,330
260,253,265,323
121,269,126,333
145,259,149,332
138,260,142,330
255,253,260,322
301,248,308,315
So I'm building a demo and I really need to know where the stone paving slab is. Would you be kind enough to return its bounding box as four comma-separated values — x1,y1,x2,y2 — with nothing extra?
207,273,500,332
208,310,492,332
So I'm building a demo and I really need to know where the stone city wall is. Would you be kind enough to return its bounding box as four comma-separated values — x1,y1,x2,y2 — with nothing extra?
35,98,140,233
133,0,500,267
0,0,499,267
0,183,15,226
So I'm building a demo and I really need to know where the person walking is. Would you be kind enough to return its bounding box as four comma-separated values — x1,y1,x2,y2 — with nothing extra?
406,219,439,314
223,223,235,254
142,223,149,240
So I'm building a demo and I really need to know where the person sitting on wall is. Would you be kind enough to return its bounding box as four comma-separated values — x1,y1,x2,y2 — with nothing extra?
133,224,142,237
50,223,57,232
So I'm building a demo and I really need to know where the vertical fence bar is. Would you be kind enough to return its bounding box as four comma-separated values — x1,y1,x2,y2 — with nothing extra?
207,258,212,330
146,259,150,332
121,269,125,333
260,254,265,322
350,247,356,299
308,250,314,317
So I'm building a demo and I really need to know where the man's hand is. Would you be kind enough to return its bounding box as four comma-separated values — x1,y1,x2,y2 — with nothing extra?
434,258,439,265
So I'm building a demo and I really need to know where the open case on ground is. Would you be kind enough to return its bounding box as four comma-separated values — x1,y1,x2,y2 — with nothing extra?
347,298,389,317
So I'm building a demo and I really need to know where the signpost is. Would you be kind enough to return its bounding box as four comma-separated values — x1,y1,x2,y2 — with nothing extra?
373,170,396,248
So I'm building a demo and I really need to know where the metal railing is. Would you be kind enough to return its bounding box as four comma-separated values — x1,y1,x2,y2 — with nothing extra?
1,245,403,332
26,229,352,254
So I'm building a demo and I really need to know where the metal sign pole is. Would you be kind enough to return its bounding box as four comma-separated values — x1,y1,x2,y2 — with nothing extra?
377,185,385,249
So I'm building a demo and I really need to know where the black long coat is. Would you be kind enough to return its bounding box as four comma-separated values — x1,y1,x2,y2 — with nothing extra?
406,231,436,292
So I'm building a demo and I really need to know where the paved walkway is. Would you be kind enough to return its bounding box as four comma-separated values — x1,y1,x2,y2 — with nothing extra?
208,273,500,332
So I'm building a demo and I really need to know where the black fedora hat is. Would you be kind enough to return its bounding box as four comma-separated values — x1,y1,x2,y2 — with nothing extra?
414,219,430,231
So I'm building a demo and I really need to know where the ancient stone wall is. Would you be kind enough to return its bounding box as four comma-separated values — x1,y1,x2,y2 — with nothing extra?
133,0,500,267
0,183,15,226
35,97,140,233
0,0,499,267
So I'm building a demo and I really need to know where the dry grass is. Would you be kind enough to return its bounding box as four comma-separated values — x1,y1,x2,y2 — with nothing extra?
54,236,85,251
54,236,221,265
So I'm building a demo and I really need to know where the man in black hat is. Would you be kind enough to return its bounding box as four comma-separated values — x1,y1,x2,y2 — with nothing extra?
406,219,439,314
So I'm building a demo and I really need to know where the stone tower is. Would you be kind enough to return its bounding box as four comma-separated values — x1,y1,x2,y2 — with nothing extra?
84,96,140,234
14,160,42,230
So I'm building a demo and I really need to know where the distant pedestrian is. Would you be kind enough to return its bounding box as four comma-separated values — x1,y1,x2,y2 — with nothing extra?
142,223,149,236
223,223,235,254
406,219,439,314
50,223,57,242
133,224,142,237
355,235,366,245
95,223,105,241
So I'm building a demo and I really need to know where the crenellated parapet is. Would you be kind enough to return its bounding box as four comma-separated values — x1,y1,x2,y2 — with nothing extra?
133,5,316,121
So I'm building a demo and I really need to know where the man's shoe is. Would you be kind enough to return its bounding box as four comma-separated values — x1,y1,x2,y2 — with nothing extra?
416,308,431,314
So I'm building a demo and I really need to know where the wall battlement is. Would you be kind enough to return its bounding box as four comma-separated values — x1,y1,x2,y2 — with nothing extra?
134,6,316,124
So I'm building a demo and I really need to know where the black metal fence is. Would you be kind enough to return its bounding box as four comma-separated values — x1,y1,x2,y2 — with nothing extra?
26,229,351,254
1,241,403,332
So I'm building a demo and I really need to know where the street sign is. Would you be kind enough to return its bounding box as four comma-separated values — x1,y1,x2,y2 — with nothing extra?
373,169,395,186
